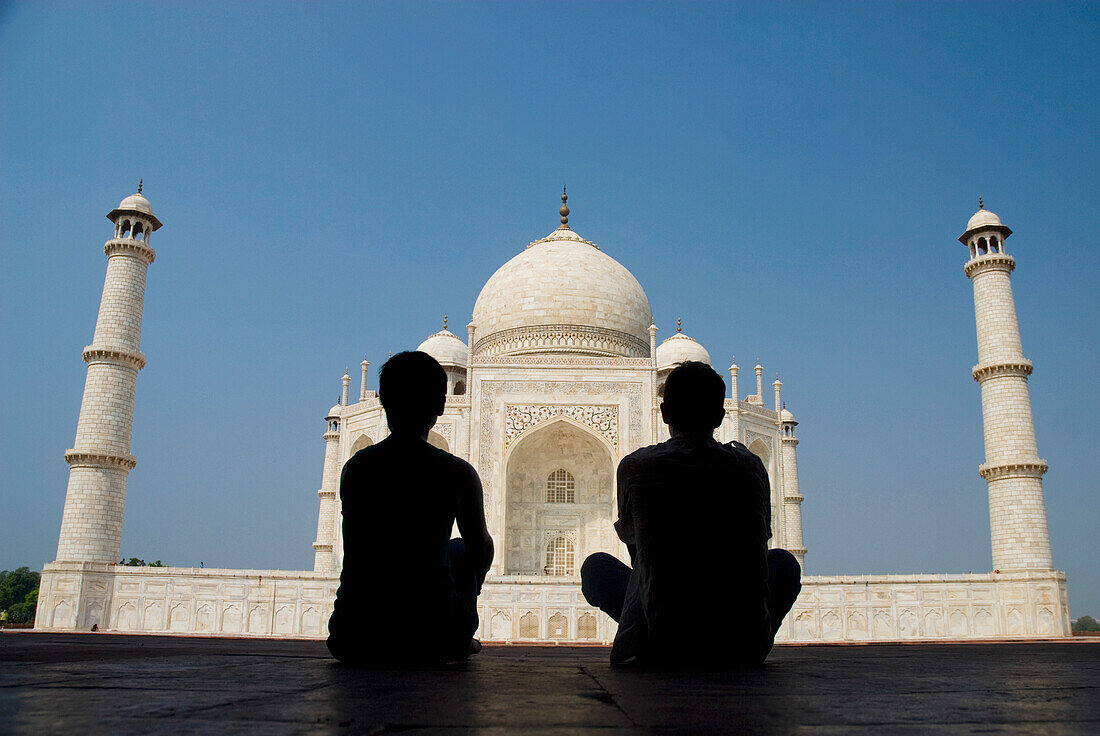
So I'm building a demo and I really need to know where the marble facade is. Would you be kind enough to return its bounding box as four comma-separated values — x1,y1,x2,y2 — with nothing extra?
36,191,1071,642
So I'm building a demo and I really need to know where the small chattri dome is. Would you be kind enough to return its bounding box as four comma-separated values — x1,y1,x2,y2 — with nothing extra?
966,207,1002,232
780,408,797,423
656,331,711,371
417,329,469,366
959,201,1011,244
108,186,163,230
117,192,155,217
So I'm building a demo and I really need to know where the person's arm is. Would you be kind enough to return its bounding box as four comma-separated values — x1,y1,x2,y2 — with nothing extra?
613,457,638,565
748,452,772,543
455,461,495,578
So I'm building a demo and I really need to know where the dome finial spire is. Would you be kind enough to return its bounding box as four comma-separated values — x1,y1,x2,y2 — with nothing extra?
443,313,448,331
137,178,143,194
559,186,570,227
978,195,984,210
677,316,682,333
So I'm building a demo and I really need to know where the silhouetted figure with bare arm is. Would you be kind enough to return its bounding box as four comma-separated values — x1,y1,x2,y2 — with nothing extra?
327,351,494,664
581,361,801,667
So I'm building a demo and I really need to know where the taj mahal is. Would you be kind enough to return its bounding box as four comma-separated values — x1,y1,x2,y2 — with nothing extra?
35,187,1072,642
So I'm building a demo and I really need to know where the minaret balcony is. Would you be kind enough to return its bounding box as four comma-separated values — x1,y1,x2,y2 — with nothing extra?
64,449,137,470
82,346,146,371
104,238,156,263
971,360,1033,382
978,460,1048,481
964,252,1015,278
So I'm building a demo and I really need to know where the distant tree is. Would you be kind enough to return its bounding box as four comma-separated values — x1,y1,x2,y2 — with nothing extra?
1072,615,1099,632
0,568,40,610
8,589,38,624
121,558,164,567
1,567,41,624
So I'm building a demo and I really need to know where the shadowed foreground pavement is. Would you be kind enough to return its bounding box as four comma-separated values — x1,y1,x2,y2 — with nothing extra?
1,633,1097,734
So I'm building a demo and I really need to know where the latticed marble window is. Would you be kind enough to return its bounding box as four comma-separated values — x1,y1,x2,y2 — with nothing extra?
548,612,568,639
546,468,575,503
519,611,539,638
545,536,575,577
577,612,598,639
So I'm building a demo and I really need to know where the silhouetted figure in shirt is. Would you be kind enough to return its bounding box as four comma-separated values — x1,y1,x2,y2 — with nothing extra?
581,361,801,667
327,351,494,665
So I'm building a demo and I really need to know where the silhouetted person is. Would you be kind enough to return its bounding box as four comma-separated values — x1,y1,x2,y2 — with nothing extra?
327,351,494,664
581,361,801,667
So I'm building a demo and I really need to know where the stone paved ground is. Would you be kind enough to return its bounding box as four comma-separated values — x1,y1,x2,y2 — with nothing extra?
1,633,1097,734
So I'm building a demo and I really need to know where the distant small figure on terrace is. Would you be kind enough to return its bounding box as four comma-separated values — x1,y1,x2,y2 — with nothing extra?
581,361,801,667
327,351,494,664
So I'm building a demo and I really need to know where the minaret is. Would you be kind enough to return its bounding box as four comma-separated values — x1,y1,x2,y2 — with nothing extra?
341,368,350,406
780,406,806,568
649,324,659,443
312,410,342,574
359,356,370,402
55,186,161,563
960,202,1053,571
728,358,740,441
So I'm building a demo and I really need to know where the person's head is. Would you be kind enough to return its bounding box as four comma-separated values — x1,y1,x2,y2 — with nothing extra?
379,351,447,434
660,361,726,436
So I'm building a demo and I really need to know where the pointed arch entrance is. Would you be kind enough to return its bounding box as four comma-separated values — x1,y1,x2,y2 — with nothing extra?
503,418,616,575
349,434,373,457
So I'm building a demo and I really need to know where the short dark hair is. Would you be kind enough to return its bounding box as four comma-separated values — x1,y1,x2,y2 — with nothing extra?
661,361,726,432
378,351,447,431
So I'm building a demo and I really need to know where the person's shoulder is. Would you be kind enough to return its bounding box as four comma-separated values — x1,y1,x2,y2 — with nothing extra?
724,440,754,457
620,443,664,468
441,448,475,472
343,443,378,472
723,440,766,470
432,446,479,482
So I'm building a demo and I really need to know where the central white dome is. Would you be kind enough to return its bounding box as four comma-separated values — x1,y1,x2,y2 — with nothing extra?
471,225,653,358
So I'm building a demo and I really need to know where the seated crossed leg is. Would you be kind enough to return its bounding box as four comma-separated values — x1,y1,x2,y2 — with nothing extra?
581,549,803,642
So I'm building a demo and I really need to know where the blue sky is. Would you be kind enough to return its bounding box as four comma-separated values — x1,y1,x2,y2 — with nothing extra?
1,2,1097,616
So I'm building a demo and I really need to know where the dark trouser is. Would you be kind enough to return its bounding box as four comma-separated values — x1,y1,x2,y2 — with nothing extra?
580,548,803,638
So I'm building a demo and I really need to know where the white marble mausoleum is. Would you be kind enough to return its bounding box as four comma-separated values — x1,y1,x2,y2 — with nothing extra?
36,189,1072,642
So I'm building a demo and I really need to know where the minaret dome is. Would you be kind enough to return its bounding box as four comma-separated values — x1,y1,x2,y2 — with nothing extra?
959,201,1012,259
107,183,163,243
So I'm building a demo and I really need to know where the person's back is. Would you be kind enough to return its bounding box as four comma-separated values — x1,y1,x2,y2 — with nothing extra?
329,437,472,662
616,436,772,664
581,361,801,667
327,351,493,665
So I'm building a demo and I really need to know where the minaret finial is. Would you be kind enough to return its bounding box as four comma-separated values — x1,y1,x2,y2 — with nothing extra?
138,178,143,194
559,186,569,227
978,195,984,209
443,314,448,331
677,316,682,333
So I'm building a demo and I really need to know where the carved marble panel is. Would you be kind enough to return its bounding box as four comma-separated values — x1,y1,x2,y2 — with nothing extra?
505,404,618,450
